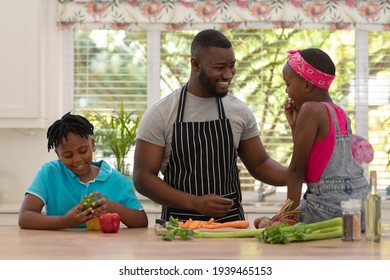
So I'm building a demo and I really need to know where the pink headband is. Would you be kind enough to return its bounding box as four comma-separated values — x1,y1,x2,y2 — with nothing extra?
287,50,335,90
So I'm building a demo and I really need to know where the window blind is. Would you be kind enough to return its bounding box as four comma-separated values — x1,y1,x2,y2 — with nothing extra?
73,30,147,116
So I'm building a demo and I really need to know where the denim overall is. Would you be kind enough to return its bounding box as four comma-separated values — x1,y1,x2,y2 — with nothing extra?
300,103,370,230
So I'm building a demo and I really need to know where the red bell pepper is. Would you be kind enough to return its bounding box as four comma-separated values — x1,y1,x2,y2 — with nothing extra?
99,213,121,233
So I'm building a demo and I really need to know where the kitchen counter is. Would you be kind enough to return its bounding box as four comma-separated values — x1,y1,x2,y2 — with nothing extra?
0,226,389,260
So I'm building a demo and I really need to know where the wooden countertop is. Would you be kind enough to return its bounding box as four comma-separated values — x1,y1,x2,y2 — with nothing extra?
0,226,389,260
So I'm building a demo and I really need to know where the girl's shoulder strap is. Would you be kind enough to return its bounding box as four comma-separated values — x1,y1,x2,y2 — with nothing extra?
321,102,352,135
321,102,340,135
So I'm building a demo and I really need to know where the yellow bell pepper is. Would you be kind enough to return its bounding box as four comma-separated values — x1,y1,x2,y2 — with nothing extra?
86,217,101,231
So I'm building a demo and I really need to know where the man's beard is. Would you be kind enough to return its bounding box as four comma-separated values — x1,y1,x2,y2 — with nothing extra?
198,68,228,98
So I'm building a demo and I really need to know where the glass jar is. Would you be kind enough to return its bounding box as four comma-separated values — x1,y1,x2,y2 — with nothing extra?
341,199,362,241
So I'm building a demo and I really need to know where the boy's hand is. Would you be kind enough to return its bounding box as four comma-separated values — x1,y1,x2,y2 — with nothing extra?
88,191,115,217
62,203,93,228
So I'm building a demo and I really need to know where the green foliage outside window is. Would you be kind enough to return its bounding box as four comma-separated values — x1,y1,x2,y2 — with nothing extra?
73,29,390,187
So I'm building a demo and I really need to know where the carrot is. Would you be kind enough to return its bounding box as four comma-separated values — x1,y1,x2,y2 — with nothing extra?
179,218,194,228
189,220,202,229
179,218,250,229
201,220,249,229
184,218,193,227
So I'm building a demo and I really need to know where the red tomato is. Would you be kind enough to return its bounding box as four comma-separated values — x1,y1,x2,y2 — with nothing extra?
99,213,121,233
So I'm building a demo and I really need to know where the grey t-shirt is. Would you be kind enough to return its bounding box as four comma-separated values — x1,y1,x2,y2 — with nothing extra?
136,86,260,174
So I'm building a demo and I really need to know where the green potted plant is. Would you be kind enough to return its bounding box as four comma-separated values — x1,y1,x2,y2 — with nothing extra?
88,103,141,175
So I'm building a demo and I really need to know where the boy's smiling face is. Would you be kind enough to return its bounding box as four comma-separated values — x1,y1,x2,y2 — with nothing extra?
55,132,95,181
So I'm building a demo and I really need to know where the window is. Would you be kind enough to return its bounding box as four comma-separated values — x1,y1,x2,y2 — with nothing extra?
74,30,147,115
73,29,390,189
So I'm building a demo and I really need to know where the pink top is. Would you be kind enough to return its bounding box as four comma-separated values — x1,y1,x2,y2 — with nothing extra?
305,102,348,182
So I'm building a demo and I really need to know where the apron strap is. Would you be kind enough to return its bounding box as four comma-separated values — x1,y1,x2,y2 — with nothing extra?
217,98,226,119
176,84,187,123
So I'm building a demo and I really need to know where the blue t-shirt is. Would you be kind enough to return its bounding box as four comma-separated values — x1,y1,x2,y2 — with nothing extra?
26,160,144,227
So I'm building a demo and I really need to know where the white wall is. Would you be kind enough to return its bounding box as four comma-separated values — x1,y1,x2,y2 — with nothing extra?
0,1,71,204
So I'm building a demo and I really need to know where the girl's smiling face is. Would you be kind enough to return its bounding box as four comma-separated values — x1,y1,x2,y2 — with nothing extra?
282,63,308,110
55,132,95,181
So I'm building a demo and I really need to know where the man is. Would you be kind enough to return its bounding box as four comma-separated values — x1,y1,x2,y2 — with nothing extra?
133,29,287,222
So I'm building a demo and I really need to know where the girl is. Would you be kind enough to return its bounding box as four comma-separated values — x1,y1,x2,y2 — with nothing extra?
19,112,148,229
256,48,369,228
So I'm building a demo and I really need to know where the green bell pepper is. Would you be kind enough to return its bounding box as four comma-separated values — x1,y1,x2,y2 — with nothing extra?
80,195,97,211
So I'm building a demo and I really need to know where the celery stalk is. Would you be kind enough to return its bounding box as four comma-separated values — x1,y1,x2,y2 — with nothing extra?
193,229,264,238
293,227,342,241
289,217,342,231
257,217,343,244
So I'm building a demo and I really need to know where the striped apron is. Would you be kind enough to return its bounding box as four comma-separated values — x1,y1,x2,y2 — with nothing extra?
162,84,245,222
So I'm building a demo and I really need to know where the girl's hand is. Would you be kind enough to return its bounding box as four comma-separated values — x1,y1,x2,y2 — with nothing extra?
284,98,298,129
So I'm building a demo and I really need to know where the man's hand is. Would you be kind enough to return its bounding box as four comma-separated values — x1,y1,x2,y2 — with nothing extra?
193,194,233,217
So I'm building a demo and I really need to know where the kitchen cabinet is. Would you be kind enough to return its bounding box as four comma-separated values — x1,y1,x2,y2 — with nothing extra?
0,1,45,128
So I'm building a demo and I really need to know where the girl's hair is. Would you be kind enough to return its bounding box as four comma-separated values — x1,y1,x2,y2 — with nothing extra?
191,29,232,56
47,112,94,151
300,48,336,76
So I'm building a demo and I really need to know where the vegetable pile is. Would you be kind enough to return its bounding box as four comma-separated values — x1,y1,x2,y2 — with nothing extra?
157,216,343,243
159,216,263,241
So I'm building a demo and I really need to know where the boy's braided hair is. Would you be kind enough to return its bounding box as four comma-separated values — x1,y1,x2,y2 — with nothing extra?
47,112,94,152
